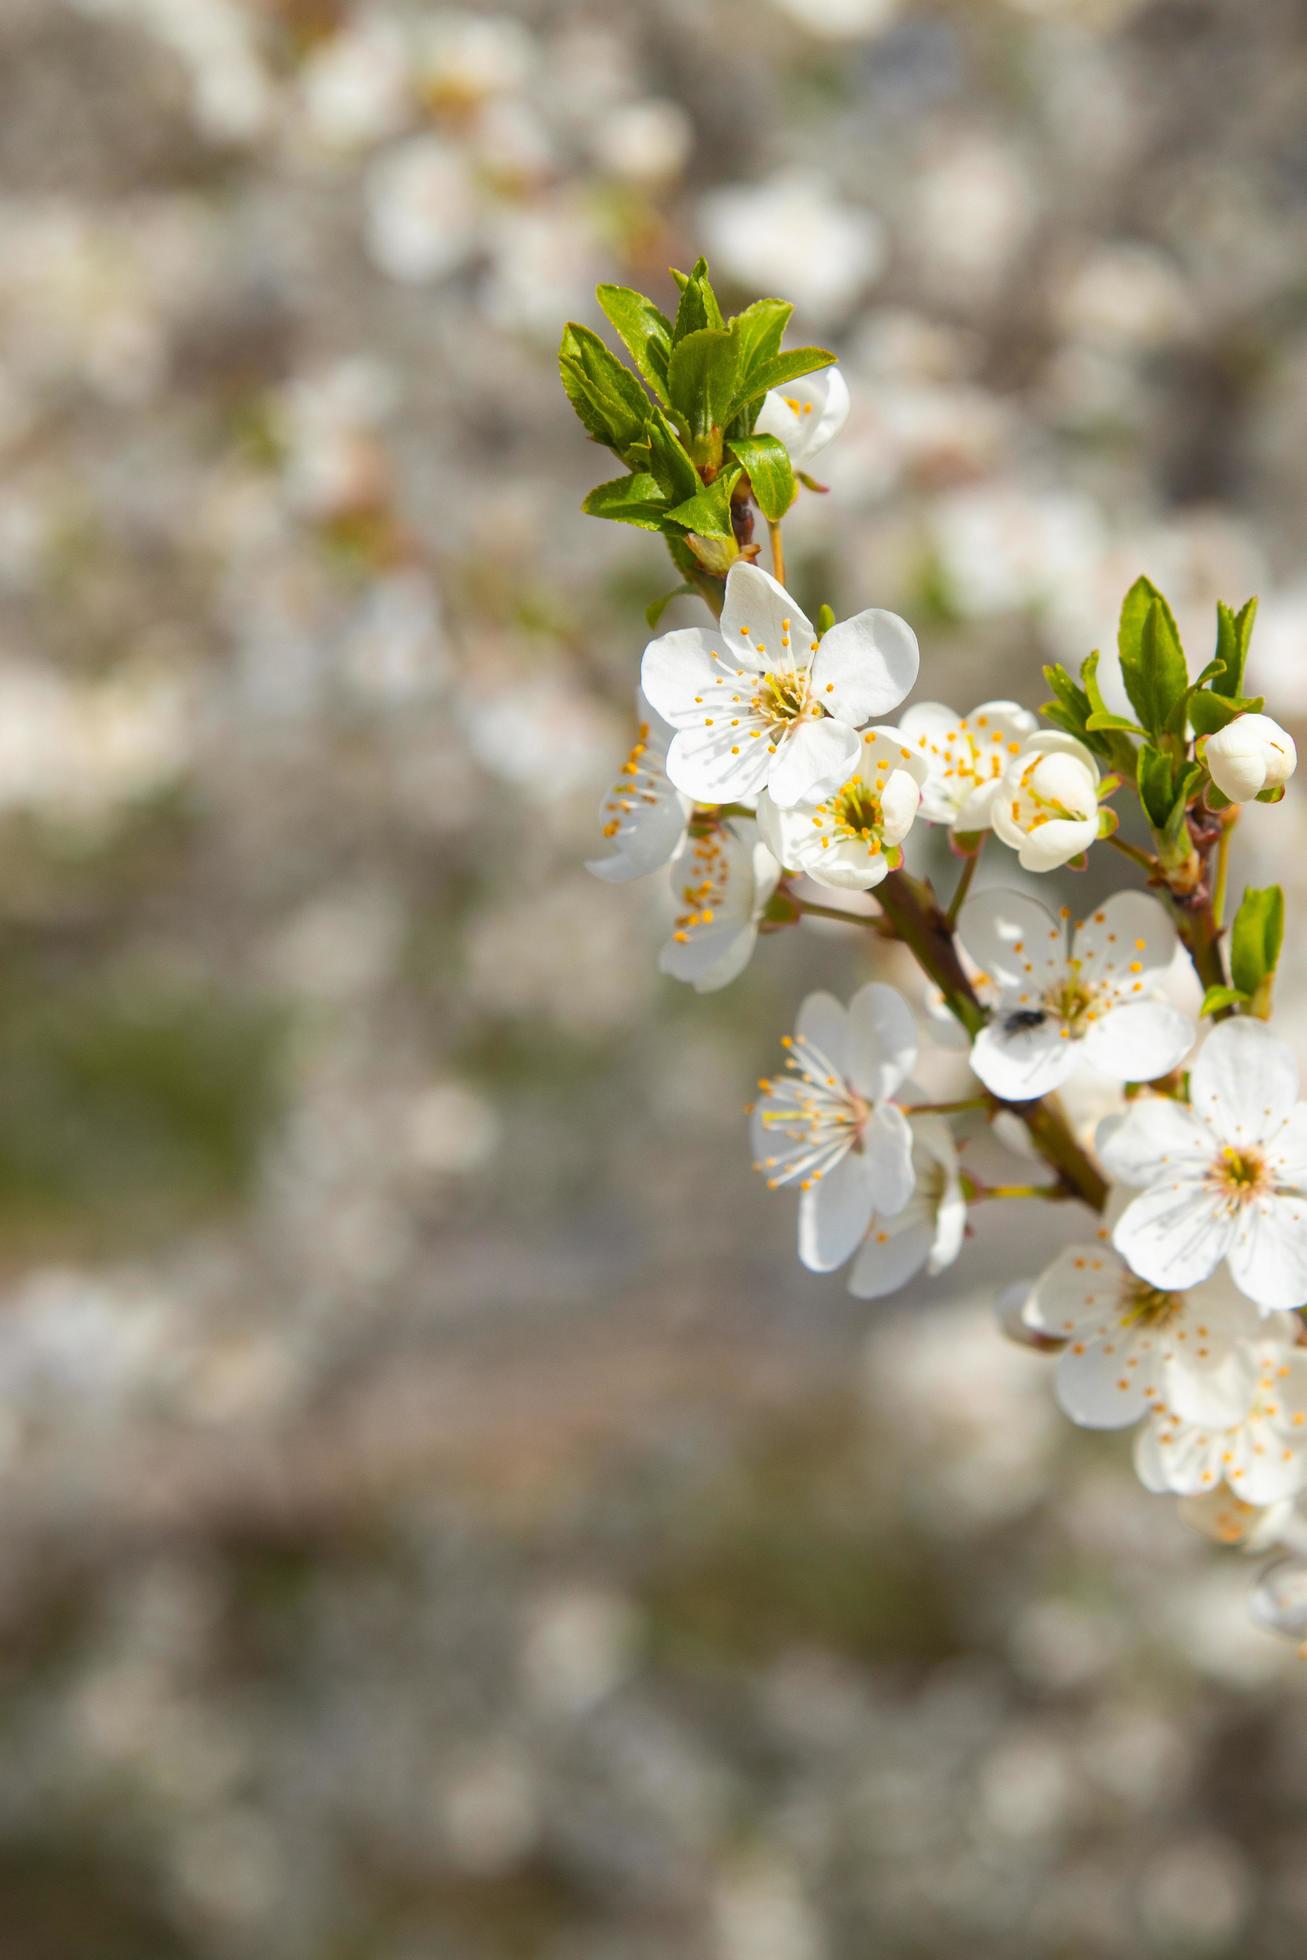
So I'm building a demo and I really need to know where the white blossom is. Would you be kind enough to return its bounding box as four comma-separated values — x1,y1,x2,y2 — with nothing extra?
587,692,691,883
754,367,850,469
1024,1240,1276,1429
990,730,1101,871
847,1115,966,1299
660,824,779,993
699,171,886,323
752,983,917,1273
897,698,1039,833
1099,1018,1307,1312
1179,1486,1298,1552
365,136,480,283
956,888,1196,1099
640,561,919,810
1135,1342,1307,1505
756,728,927,890
1201,713,1297,803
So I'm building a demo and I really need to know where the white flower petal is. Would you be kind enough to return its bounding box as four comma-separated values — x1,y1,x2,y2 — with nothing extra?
1095,1098,1213,1185
846,982,916,1101
1056,1338,1155,1429
767,715,860,808
720,560,816,661
666,722,773,804
1112,1179,1236,1291
846,1211,933,1299
956,888,1066,993
860,1101,916,1217
1229,1195,1307,1311
796,989,850,1077
969,1016,1074,1100
798,1148,876,1272
639,627,724,726
1081,999,1195,1084
1073,890,1178,986
810,608,919,725
1190,1017,1301,1149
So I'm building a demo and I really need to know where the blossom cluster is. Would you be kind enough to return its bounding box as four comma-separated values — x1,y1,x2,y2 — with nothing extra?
573,261,1307,1646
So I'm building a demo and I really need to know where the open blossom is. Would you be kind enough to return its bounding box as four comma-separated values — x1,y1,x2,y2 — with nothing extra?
1099,1018,1307,1312
1134,1342,1307,1505
640,562,919,809
990,730,1101,872
756,728,927,890
660,824,779,993
754,366,850,469
1024,1240,1276,1429
752,983,917,1273
1201,712,1297,802
956,889,1195,1099
897,698,1038,833
586,692,691,883
847,1115,965,1299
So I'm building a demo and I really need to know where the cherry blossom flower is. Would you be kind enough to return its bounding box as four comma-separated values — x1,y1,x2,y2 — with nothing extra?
586,692,691,883
847,1115,965,1299
755,367,850,469
660,824,779,993
1201,713,1297,802
897,698,1038,834
1179,1486,1298,1552
956,889,1196,1099
1134,1342,1307,1505
640,562,919,810
756,728,927,890
699,171,887,323
751,983,917,1272
990,730,1101,871
1099,1018,1307,1312
1023,1240,1276,1429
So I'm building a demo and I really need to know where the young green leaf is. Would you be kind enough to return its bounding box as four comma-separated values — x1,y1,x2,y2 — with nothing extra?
1213,595,1258,699
667,326,740,440
634,409,699,505
1136,744,1176,829
670,257,724,342
1081,650,1145,735
727,432,796,522
667,466,742,541
581,472,670,531
1200,984,1249,1018
645,585,695,630
558,323,652,459
724,297,794,436
726,346,836,422
596,284,672,403
1121,595,1188,737
1230,884,1285,1001
1189,686,1265,738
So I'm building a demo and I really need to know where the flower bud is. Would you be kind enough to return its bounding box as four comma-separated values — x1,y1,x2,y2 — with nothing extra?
1201,713,1297,803
990,731,1100,872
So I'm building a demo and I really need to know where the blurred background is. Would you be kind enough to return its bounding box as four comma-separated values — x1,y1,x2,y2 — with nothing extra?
5,0,1307,1953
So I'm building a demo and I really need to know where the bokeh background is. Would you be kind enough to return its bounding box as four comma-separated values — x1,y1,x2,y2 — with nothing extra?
6,0,1307,1953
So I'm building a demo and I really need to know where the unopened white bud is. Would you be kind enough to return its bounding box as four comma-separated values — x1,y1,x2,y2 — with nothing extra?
1201,712,1296,802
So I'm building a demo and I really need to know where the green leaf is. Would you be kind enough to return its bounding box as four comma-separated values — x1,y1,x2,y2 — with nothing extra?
558,323,652,459
634,410,699,505
1080,651,1145,736
1136,744,1176,829
596,284,672,403
1120,590,1188,737
724,298,793,436
1213,596,1258,698
666,467,741,540
581,472,670,532
667,326,740,440
1158,767,1199,862
1190,687,1264,737
1230,884,1285,999
645,585,695,630
727,432,796,522
670,257,724,343
725,347,836,422
1200,984,1249,1017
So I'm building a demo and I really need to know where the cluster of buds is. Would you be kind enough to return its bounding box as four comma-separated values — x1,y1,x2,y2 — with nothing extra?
563,260,1307,1647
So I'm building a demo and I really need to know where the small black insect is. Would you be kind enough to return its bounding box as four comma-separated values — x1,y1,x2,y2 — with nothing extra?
1003,1007,1049,1034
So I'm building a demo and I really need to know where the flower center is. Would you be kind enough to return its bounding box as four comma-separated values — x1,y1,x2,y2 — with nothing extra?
1045,976,1099,1033
670,834,730,943
831,778,884,845
1119,1279,1181,1327
1213,1146,1268,1200
753,670,812,726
